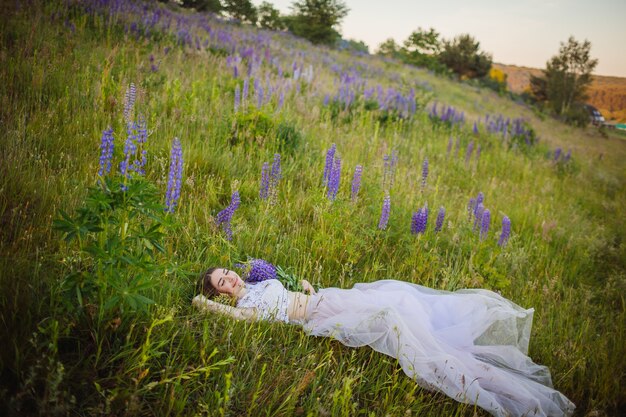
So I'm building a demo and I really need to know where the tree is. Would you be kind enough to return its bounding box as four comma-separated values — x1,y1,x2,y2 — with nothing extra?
258,1,285,30
285,0,349,45
530,36,598,118
223,0,258,24
376,38,402,60
179,0,222,13
402,28,441,66
438,34,492,79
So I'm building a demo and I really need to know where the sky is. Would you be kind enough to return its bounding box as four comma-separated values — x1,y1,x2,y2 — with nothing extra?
260,0,626,77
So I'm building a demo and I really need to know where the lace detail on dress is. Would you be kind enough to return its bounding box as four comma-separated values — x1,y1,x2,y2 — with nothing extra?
237,279,289,323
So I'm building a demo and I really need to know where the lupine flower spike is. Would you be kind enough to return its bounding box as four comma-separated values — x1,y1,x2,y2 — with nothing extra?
269,153,281,204
480,209,490,241
259,162,270,200
327,155,341,201
165,138,184,213
378,194,391,230
217,190,240,240
498,216,511,247
421,157,429,189
435,206,445,232
98,127,114,177
323,144,336,185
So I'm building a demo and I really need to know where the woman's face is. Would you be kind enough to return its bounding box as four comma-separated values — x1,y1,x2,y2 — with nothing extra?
210,267,244,297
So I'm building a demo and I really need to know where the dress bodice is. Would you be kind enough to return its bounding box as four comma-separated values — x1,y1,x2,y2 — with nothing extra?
236,279,289,323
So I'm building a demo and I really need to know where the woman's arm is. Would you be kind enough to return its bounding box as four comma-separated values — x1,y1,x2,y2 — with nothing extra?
192,295,258,321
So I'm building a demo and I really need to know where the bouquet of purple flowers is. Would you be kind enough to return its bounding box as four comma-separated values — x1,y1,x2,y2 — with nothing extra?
236,258,313,292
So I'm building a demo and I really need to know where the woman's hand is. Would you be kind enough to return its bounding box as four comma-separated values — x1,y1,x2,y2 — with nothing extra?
301,279,317,295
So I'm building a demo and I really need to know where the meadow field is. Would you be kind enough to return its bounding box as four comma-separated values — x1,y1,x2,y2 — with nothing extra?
1,1,625,416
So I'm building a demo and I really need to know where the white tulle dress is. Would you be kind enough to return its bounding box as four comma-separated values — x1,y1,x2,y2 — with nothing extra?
230,279,575,416
300,280,575,417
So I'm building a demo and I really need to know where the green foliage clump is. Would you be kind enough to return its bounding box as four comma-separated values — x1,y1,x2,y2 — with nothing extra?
231,110,302,152
438,34,492,80
53,175,172,322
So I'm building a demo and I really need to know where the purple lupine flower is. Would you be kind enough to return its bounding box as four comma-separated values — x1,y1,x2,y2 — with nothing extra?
119,123,137,179
130,116,147,176
165,137,183,213
259,162,270,200
327,155,341,201
243,258,277,282
480,209,491,240
474,192,484,217
554,147,562,161
564,149,571,163
243,78,249,102
465,141,474,164
123,83,136,124
411,204,428,234
234,85,241,112
435,206,445,232
323,144,336,185
473,121,479,135
269,153,281,204
474,203,485,232
98,127,114,176
216,190,240,240
351,164,362,202
421,157,429,188
498,216,511,247
468,198,476,220
378,194,391,230
278,90,285,110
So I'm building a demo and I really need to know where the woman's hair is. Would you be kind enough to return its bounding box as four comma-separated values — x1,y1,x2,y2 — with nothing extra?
196,267,219,299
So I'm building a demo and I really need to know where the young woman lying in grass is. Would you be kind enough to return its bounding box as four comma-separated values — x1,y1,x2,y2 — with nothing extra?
193,266,575,417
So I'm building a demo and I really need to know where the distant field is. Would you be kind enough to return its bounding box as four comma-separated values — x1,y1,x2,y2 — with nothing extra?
494,63,626,123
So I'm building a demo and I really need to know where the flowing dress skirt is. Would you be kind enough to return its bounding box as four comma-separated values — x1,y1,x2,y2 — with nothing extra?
302,280,575,417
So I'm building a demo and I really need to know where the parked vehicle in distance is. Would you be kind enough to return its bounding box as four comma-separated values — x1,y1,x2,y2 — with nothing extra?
584,104,606,126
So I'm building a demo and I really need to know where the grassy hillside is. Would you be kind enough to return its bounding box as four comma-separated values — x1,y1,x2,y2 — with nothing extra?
1,1,625,416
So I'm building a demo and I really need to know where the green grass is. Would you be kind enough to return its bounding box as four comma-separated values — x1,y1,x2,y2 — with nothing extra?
1,1,625,416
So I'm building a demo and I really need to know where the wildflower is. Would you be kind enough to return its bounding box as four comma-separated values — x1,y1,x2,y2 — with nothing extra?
351,165,362,202
119,124,137,180
217,190,240,240
259,162,270,200
270,153,281,204
473,121,479,135
465,141,474,164
327,155,341,201
480,209,490,240
130,115,147,176
165,137,184,213
554,147,562,161
474,192,484,217
473,203,484,232
467,198,476,220
498,216,511,247
564,149,571,163
378,194,391,230
435,206,445,232
98,127,114,177
123,83,136,124
234,85,241,112
243,78,249,102
422,157,429,188
411,204,428,234
323,144,336,185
